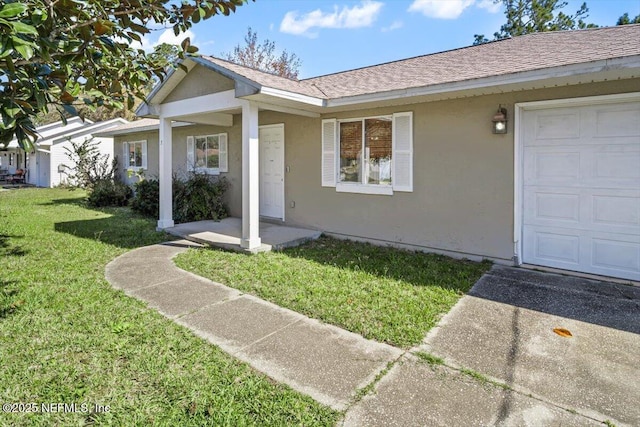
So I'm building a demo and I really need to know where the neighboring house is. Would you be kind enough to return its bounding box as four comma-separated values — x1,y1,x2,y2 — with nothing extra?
99,25,640,281
2,117,128,187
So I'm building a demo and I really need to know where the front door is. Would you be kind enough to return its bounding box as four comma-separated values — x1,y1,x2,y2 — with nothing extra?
259,124,285,219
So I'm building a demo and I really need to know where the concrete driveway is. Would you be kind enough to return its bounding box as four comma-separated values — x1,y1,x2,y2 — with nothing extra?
345,265,640,427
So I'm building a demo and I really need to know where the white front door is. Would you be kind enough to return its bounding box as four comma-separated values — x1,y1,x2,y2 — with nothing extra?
520,98,640,281
259,124,285,219
38,152,50,188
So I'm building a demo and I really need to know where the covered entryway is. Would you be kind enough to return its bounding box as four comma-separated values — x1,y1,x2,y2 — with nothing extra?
259,124,285,220
517,94,640,281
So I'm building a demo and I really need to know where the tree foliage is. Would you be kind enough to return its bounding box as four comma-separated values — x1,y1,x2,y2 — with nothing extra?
0,0,247,151
63,137,117,189
616,13,640,25
473,0,597,45
223,27,301,79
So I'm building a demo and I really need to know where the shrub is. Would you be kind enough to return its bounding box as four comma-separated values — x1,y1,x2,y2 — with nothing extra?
87,179,132,208
174,174,229,223
130,179,159,218
130,174,229,223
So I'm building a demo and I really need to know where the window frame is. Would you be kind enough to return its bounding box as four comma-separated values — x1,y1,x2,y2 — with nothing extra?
124,140,147,171
336,115,394,196
192,133,225,175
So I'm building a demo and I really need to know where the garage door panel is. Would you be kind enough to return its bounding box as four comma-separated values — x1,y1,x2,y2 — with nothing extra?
591,238,640,275
522,99,640,280
594,105,640,138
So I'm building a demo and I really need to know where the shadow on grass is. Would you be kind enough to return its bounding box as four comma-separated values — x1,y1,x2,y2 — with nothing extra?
281,236,492,291
0,234,28,257
38,196,87,207
54,210,173,249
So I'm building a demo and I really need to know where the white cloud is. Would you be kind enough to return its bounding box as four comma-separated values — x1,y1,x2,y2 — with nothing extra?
382,20,403,32
126,28,197,53
280,0,384,38
408,0,474,19
409,0,501,19
477,0,501,13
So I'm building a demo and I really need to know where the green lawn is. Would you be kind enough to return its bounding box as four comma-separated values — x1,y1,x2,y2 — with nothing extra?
175,235,491,349
0,188,338,426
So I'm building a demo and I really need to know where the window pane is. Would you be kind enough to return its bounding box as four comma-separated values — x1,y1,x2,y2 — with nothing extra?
339,121,362,183
128,143,136,167
365,118,392,185
195,137,207,168
206,136,219,169
134,143,143,167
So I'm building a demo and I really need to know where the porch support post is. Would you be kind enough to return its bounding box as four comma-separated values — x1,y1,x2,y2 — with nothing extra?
157,115,174,229
241,100,261,249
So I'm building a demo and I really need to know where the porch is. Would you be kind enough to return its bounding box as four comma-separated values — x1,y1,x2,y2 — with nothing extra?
164,217,321,253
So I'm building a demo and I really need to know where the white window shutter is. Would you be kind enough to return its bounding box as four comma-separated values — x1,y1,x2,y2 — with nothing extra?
186,136,194,171
321,119,337,187
122,142,129,168
141,141,148,169
392,112,413,192
218,133,228,172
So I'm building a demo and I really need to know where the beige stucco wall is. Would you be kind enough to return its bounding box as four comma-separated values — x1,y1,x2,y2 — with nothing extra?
163,65,235,103
121,78,637,261
114,119,243,216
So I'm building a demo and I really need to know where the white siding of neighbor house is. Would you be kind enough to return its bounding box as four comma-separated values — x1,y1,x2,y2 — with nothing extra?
49,136,115,188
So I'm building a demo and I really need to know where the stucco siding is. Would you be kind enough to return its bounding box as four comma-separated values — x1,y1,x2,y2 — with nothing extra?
114,120,243,216
162,65,235,104
123,78,637,262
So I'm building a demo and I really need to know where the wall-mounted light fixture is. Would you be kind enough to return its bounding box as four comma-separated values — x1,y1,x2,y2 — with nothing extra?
492,106,508,134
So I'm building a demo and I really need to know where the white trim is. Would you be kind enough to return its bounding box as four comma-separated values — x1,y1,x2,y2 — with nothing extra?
192,133,226,174
159,90,241,119
259,123,286,221
123,140,147,170
256,102,321,118
327,56,640,108
513,91,640,267
336,183,393,195
258,86,325,107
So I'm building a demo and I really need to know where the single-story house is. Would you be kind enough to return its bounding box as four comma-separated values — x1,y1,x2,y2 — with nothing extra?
99,25,640,281
1,117,128,187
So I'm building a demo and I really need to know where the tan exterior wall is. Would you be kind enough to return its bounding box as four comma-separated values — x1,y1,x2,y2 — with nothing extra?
114,119,243,216
163,65,235,103
121,78,637,261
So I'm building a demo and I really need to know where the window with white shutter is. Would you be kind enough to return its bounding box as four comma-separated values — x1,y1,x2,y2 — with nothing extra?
187,133,228,174
325,112,412,195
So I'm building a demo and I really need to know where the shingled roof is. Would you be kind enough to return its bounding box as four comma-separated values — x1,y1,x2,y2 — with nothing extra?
198,25,640,101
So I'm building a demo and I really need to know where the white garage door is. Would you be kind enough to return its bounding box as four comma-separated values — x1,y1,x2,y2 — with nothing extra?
521,98,640,281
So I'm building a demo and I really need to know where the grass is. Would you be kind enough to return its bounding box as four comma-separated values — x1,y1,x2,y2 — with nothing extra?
175,234,491,349
0,188,339,426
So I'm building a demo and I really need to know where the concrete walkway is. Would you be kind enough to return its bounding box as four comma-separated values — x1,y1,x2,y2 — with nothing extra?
106,242,639,426
105,240,402,411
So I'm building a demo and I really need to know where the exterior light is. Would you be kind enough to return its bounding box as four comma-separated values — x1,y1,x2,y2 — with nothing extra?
492,106,508,134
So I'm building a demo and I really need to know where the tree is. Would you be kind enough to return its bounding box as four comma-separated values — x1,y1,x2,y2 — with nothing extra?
473,0,597,45
35,43,182,126
616,13,640,25
0,0,248,151
223,27,301,79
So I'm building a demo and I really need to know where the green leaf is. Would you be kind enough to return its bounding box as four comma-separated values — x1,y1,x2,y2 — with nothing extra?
0,3,27,19
11,21,39,36
14,44,34,60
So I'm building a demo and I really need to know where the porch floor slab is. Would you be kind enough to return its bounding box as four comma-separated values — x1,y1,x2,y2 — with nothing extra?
164,217,322,253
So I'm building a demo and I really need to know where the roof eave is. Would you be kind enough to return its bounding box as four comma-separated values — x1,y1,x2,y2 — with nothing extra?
325,56,640,109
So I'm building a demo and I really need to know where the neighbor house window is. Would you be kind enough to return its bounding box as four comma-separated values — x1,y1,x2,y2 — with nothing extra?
187,133,228,174
122,140,147,170
322,112,412,195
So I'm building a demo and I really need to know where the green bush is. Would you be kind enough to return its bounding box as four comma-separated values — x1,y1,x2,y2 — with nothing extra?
130,174,229,223
87,179,132,207
130,179,159,218
174,174,229,223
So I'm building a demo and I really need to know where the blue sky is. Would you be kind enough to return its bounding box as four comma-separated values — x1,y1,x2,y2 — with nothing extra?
138,0,640,79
